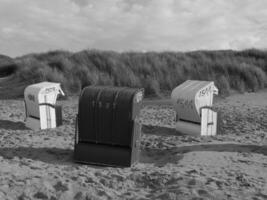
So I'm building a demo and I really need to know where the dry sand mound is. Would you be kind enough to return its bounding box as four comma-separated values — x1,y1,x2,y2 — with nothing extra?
0,91,266,199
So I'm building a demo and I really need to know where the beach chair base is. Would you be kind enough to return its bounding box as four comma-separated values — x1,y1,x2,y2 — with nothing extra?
175,108,218,136
25,117,41,131
74,143,139,167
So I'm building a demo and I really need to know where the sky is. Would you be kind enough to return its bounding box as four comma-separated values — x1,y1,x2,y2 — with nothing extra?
0,0,267,57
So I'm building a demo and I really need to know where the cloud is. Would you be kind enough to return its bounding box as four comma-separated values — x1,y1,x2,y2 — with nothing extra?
0,0,267,57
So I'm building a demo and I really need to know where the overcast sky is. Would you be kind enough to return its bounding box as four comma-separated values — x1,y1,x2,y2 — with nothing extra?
0,0,267,57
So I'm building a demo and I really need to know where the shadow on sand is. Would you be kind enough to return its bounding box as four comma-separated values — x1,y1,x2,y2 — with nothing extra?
140,143,267,166
140,147,185,166
0,120,29,130
142,125,182,137
0,147,112,168
0,143,265,167
0,147,74,165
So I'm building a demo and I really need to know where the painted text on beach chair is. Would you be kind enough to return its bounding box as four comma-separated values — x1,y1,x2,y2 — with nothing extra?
24,82,65,130
74,86,144,167
171,80,219,136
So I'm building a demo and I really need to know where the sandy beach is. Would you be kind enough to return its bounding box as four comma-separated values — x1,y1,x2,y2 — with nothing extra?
0,91,266,200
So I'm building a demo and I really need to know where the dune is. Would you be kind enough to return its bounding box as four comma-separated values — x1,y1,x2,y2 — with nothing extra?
1,49,267,99
0,55,17,78
0,90,266,199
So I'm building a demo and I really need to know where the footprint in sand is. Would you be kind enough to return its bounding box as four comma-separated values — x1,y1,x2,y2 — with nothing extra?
53,181,69,193
33,191,49,199
197,189,210,196
188,179,196,186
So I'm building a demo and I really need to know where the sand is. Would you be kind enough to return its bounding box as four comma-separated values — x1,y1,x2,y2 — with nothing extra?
0,91,266,200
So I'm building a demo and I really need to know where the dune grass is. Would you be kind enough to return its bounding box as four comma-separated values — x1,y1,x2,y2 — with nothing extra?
1,49,267,98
